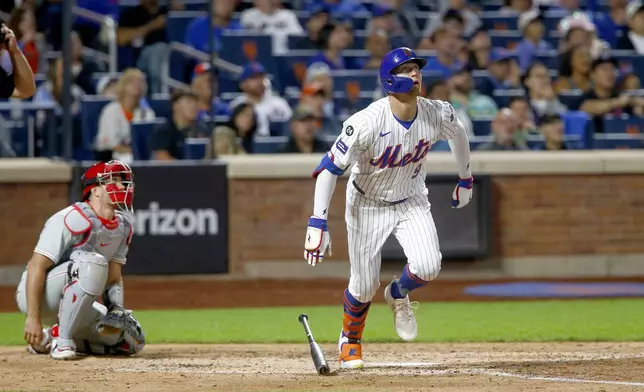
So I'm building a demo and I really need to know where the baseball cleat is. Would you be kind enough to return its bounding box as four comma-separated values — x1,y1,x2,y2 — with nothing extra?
384,278,419,341
338,331,364,369
27,327,52,354
50,334,77,360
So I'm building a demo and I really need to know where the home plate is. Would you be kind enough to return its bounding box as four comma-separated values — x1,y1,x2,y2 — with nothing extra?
367,362,440,367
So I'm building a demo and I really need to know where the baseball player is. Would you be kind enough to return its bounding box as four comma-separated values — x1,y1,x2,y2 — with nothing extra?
303,47,473,369
15,160,144,360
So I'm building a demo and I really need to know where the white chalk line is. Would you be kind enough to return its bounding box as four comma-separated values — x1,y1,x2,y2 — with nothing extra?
472,369,644,388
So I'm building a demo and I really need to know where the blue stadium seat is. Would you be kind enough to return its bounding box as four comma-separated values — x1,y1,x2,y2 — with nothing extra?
80,97,112,152
131,118,168,161
269,121,290,137
149,94,172,119
534,51,558,70
562,111,592,149
558,90,583,109
611,51,644,82
221,33,276,76
331,70,378,95
593,133,644,149
166,11,206,43
7,119,29,157
492,88,525,108
602,115,644,134
184,137,211,159
253,136,287,153
481,14,518,31
472,119,492,136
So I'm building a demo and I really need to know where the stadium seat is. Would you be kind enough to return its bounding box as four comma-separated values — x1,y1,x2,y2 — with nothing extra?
593,133,644,149
166,11,206,43
184,137,211,159
149,94,172,120
80,97,112,152
253,136,287,153
562,111,592,149
472,119,492,136
603,116,644,134
131,118,168,160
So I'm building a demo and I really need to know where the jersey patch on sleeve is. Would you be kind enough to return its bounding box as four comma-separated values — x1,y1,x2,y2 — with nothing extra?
344,125,354,136
335,139,349,154
64,206,93,235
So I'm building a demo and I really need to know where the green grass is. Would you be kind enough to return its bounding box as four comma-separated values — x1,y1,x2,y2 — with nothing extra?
1,299,643,345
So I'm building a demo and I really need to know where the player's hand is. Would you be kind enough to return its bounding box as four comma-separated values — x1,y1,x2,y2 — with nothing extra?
0,24,18,53
304,216,332,266
24,316,43,347
451,177,473,209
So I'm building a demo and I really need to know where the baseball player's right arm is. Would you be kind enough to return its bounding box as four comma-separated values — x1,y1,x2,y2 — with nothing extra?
304,117,372,266
25,211,81,344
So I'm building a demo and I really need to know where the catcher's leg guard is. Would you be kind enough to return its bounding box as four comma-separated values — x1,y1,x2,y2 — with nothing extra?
54,251,108,360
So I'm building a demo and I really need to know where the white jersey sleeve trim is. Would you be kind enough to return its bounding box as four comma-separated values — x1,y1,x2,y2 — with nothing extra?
33,249,58,264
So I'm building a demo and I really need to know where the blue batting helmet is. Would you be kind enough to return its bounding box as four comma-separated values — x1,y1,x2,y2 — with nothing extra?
379,47,427,94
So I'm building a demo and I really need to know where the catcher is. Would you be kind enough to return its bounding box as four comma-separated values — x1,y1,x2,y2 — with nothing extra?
15,160,145,359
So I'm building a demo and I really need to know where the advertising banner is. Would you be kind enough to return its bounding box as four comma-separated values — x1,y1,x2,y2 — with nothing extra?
72,161,228,275
381,175,491,261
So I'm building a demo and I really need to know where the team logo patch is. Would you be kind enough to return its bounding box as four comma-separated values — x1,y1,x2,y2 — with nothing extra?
403,48,412,57
344,125,354,136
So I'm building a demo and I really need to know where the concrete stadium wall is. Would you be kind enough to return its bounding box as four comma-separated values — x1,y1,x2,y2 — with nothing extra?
0,151,643,283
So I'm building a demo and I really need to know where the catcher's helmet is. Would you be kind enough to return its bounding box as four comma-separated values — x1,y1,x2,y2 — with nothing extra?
380,47,427,94
81,160,135,212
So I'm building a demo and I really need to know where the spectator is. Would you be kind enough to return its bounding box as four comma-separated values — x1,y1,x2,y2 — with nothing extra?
538,114,567,150
184,0,242,53
477,49,522,97
467,28,492,70
553,45,592,94
361,29,391,70
229,62,292,136
499,0,534,16
449,65,498,121
307,22,351,70
477,108,529,150
300,81,342,135
558,13,610,58
209,102,258,155
616,0,644,52
522,62,567,123
426,79,474,137
191,62,231,122
311,0,367,20
276,104,330,153
365,4,410,48
421,27,464,79
292,4,331,50
508,96,538,134
94,68,156,163
619,71,641,91
150,90,207,160
70,31,102,95
33,58,84,127
303,62,337,120
96,74,120,99
7,6,40,73
441,9,467,37
577,55,644,133
33,58,85,150
594,0,628,48
515,9,553,71
240,0,304,55
378,0,422,38
117,0,173,94
424,0,482,37
210,127,246,156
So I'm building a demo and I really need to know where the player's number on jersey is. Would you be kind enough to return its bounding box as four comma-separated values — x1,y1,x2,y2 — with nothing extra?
411,163,422,179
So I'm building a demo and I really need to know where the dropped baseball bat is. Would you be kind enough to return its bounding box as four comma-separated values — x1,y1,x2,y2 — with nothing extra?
298,314,330,375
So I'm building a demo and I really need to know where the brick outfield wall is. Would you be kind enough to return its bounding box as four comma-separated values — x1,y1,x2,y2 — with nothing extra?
2,175,643,272
228,174,644,273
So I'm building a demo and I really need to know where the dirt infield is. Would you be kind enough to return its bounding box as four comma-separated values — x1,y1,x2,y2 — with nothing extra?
2,342,644,391
3,276,644,311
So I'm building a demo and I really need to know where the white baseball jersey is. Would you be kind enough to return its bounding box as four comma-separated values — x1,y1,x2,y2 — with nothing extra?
328,97,462,203
33,202,133,268
325,96,465,303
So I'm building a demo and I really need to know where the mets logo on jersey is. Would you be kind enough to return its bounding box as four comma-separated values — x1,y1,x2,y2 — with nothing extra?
370,139,432,169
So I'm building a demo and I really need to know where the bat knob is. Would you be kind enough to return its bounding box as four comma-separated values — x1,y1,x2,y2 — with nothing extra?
318,365,330,375
298,314,308,323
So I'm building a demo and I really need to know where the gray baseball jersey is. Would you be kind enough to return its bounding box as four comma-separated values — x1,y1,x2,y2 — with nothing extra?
326,97,463,302
33,202,133,267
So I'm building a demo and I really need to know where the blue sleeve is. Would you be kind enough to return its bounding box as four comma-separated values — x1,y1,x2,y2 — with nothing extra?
312,152,345,178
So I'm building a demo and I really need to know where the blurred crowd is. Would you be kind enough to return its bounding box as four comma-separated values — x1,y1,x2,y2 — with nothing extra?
0,0,643,160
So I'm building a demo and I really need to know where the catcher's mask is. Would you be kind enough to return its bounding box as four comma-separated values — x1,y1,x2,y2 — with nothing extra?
81,160,134,213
